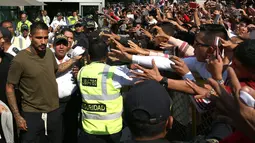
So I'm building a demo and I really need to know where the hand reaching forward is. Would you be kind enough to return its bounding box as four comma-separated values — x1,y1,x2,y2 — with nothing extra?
128,40,148,55
130,59,163,82
170,56,190,77
206,67,255,140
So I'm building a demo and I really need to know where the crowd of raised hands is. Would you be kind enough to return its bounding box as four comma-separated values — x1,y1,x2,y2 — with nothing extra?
99,21,255,140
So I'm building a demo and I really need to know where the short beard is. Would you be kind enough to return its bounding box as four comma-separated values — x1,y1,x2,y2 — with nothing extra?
31,45,47,58
37,49,46,58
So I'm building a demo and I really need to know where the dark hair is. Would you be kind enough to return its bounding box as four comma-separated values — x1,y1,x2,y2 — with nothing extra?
149,9,157,18
196,24,229,48
61,28,74,36
127,120,167,138
240,18,253,25
0,20,13,27
175,31,195,45
234,39,255,69
199,24,229,40
88,40,108,61
20,11,27,16
149,22,176,37
0,27,12,42
30,21,48,35
160,22,176,37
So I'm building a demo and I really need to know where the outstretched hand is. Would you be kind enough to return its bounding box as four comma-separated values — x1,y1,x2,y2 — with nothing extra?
152,25,171,39
130,59,163,82
128,40,148,55
108,49,132,62
206,67,255,140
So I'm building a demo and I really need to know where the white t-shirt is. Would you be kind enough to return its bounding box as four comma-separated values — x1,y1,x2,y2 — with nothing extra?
55,55,77,99
50,19,67,31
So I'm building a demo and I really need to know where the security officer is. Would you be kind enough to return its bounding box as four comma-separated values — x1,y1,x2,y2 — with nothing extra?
84,20,96,34
67,11,77,31
85,14,99,30
16,13,32,35
77,33,136,143
18,24,31,47
67,11,77,26
74,23,89,49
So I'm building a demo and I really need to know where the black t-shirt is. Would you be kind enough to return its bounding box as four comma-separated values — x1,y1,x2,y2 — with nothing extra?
0,53,13,105
74,32,89,49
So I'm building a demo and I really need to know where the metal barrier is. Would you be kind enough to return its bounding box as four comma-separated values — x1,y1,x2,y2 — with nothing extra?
166,90,215,142
120,78,215,142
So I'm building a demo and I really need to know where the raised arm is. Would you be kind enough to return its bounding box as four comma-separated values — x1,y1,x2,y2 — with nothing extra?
56,56,82,76
194,9,201,27
130,59,197,94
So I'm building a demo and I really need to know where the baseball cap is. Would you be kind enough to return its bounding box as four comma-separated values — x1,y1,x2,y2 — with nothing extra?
124,80,172,125
53,34,68,46
21,24,29,31
88,30,101,44
57,12,63,16
75,23,83,28
85,14,93,20
99,27,111,42
85,20,96,29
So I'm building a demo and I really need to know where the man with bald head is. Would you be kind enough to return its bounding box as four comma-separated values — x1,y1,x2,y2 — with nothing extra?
16,13,32,35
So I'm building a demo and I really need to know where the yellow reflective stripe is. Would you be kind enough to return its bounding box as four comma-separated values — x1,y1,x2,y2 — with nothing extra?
102,65,110,95
82,93,120,100
80,64,120,101
82,110,122,120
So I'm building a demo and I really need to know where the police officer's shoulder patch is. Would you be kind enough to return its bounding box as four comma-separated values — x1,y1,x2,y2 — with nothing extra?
12,47,20,54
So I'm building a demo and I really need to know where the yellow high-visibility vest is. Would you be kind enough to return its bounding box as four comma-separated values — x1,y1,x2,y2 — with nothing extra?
68,16,76,25
77,62,123,135
16,20,32,34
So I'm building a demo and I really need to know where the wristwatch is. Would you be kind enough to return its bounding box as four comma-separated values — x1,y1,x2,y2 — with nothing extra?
159,77,168,88
216,79,224,85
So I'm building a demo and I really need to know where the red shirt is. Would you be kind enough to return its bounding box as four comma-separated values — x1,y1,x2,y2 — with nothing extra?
220,131,254,143
220,80,255,143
